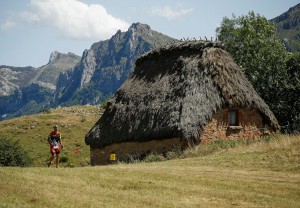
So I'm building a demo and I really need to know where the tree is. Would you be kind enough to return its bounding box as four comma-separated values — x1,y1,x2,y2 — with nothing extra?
282,54,300,132
216,11,291,130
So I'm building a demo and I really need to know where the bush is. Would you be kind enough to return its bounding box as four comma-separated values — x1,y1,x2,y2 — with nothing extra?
0,137,32,167
60,156,68,163
166,146,184,160
42,109,51,114
143,153,166,163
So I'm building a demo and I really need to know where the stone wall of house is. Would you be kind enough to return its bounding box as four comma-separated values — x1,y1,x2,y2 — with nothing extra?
90,138,182,165
201,108,273,143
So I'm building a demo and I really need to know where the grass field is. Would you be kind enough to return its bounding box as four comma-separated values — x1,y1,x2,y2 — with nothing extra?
0,105,100,167
0,134,299,208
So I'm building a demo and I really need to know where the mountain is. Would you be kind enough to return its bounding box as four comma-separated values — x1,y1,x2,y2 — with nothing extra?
0,65,36,96
53,23,175,106
33,51,81,91
0,52,81,120
0,23,175,120
270,3,300,53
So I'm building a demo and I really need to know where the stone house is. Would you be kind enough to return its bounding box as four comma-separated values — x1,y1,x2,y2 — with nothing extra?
85,41,279,165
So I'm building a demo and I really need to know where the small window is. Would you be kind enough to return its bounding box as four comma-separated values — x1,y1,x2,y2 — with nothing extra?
228,110,239,126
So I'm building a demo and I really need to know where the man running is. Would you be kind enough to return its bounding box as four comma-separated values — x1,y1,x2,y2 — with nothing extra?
47,125,63,168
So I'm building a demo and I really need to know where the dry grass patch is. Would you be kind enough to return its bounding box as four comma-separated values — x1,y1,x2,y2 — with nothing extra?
0,135,299,207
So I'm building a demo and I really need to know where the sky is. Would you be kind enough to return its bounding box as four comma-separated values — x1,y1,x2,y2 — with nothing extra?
0,0,298,67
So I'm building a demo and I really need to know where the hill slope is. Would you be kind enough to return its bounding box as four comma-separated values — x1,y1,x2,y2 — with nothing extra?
270,3,300,52
0,105,100,167
0,135,299,207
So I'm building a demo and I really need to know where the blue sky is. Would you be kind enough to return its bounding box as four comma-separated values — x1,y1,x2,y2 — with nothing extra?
0,0,298,67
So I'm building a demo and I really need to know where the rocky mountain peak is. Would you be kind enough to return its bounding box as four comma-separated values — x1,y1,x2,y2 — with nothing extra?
110,29,122,44
125,23,153,43
49,51,80,64
128,23,152,36
129,22,151,31
49,51,62,63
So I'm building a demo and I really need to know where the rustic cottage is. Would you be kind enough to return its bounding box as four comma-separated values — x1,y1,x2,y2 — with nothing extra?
85,41,279,165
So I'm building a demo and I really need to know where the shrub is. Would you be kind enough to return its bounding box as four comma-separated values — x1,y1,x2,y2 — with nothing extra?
42,109,51,114
166,146,184,160
143,153,166,163
101,101,108,109
60,156,69,163
0,137,32,167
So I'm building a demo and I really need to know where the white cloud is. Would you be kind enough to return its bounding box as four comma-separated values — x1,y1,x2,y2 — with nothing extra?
10,0,130,40
151,6,193,20
19,11,40,24
0,20,16,31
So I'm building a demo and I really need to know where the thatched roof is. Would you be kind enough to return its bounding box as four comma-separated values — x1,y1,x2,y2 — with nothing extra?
85,41,279,148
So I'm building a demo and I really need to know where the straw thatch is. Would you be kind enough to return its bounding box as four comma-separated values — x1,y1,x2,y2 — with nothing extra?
85,41,279,148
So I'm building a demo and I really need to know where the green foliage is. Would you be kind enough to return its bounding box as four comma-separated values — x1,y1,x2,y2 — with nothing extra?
0,137,32,167
143,153,166,163
101,97,112,109
101,101,108,109
279,53,300,132
216,12,300,131
42,109,52,114
216,12,287,91
60,156,68,163
165,146,184,160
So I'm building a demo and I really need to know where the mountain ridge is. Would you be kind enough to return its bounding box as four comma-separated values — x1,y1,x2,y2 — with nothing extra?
0,51,81,120
0,23,175,120
1,4,299,120
53,22,175,106
270,3,300,52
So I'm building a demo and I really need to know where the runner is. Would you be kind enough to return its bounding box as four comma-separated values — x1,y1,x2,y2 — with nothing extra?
47,125,63,168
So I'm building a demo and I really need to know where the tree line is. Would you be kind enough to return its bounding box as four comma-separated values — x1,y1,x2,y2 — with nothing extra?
216,11,300,133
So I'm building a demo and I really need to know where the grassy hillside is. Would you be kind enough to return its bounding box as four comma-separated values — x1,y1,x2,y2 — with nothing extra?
0,105,100,167
0,135,299,207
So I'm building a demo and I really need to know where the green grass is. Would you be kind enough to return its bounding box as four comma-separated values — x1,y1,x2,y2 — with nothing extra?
0,105,100,167
0,107,299,207
0,135,299,207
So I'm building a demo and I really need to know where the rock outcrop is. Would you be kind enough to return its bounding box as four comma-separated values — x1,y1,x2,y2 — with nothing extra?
54,22,175,106
0,52,80,120
0,22,175,120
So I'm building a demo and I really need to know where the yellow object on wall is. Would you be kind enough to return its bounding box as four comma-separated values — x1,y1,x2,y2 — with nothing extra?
110,153,116,161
